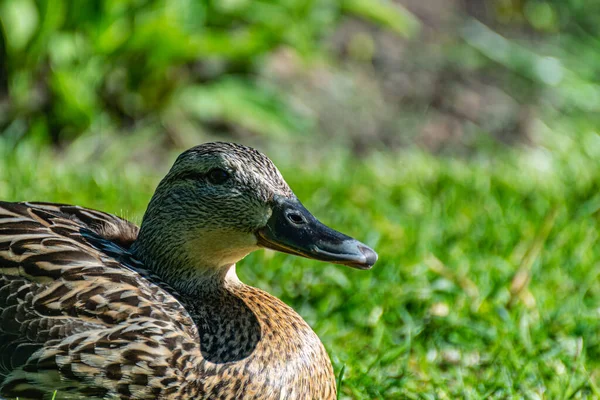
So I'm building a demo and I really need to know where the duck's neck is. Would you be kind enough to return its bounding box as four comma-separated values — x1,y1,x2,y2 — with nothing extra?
130,228,244,297
162,262,243,296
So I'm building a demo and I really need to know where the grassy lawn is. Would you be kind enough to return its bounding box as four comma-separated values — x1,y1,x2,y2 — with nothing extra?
1,126,599,399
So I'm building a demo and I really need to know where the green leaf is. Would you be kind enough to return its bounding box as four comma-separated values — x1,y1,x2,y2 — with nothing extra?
342,0,420,38
176,78,313,139
0,0,39,50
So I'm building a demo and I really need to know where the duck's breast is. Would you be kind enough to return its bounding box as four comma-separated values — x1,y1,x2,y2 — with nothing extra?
185,284,337,400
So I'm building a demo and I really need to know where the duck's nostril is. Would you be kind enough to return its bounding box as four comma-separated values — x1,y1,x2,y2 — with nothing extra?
286,212,306,225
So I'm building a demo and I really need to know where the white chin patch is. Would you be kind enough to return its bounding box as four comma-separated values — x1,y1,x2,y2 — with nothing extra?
187,230,260,268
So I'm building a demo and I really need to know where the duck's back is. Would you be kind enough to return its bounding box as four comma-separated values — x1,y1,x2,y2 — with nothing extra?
0,201,201,399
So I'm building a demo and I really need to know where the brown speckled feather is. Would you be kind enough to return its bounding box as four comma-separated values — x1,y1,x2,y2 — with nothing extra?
0,201,336,399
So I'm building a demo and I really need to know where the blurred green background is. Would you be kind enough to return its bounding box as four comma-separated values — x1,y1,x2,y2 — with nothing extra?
1,0,600,398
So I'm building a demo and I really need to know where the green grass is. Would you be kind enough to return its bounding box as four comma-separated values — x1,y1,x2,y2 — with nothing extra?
1,126,599,399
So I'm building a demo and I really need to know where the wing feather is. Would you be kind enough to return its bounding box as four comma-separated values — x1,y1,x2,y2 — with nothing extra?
0,202,198,399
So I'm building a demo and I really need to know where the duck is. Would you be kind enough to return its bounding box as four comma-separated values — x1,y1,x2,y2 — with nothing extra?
0,142,377,400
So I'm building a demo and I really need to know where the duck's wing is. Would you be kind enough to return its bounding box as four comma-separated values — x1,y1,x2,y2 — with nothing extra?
0,202,198,400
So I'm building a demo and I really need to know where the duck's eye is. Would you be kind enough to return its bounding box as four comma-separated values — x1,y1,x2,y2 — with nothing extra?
207,168,230,184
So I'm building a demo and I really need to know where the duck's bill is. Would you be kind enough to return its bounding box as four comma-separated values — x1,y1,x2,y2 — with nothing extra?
256,195,377,270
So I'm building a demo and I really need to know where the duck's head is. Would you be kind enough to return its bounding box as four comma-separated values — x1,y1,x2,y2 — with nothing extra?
134,142,376,288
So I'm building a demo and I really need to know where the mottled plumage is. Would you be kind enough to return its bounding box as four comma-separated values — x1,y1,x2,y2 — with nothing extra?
0,142,376,399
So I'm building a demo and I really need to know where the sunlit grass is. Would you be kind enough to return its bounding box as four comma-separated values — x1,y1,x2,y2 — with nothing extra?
1,125,599,398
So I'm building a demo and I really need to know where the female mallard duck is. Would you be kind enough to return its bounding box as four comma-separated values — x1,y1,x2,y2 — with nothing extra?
0,142,376,399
